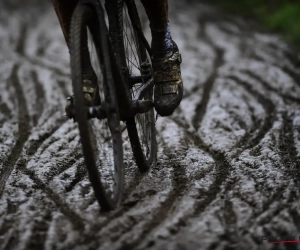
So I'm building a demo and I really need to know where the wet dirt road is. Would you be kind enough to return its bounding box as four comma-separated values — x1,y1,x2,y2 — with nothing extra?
1,1,300,249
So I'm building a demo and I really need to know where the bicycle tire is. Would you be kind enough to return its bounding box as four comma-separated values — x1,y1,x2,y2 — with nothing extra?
70,4,124,211
119,0,157,171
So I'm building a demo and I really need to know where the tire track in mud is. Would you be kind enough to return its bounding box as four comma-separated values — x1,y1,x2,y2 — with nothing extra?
64,161,87,192
25,119,66,156
223,199,239,248
0,200,19,250
228,75,275,152
153,15,235,235
0,65,31,197
243,70,300,105
185,133,231,219
15,24,27,56
16,54,71,79
181,67,276,245
242,184,297,245
195,20,276,157
84,169,155,242
87,153,161,235
175,39,275,240
192,19,224,130
0,62,68,249
219,80,298,241
0,96,11,122
117,155,189,250
138,140,190,242
3,231,19,250
290,205,300,234
169,118,232,241
0,75,85,240
25,210,52,250
19,164,85,230
132,118,221,248
0,94,12,144
251,52,300,89
25,122,84,200
78,145,189,249
278,112,300,182
254,184,289,226
272,63,300,89
13,22,70,79
172,19,233,239
0,115,83,246
192,47,224,130
16,120,85,235
43,147,82,183
284,49,300,69
123,169,147,201
16,143,85,233
86,132,188,249
37,121,75,157
31,70,45,126
57,79,71,99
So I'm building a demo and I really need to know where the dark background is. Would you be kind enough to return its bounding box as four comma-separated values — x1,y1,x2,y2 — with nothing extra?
206,0,300,49
1,0,299,48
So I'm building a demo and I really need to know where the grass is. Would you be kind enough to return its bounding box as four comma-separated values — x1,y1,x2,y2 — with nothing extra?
207,0,300,49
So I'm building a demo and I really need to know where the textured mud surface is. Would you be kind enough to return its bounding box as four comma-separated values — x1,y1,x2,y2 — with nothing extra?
1,1,300,249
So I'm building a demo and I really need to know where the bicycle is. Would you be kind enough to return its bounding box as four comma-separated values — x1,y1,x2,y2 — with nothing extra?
68,0,157,211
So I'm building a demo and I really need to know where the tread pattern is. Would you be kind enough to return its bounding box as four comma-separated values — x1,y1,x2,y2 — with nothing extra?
1,1,300,249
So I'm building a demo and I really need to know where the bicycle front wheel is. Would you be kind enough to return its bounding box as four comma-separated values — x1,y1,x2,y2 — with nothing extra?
70,4,124,211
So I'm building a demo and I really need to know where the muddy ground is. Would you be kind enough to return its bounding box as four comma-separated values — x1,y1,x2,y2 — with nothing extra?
1,1,300,250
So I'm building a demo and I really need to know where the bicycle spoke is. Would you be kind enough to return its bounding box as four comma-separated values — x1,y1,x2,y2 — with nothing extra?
122,3,155,167
125,56,140,71
123,34,140,71
125,10,140,56
123,13,140,72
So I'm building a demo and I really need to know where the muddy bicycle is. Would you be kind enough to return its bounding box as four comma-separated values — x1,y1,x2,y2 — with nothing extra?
68,0,157,211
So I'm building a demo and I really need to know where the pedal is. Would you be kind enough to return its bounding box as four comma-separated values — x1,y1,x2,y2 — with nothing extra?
88,105,107,120
65,96,106,121
133,78,154,101
132,100,154,114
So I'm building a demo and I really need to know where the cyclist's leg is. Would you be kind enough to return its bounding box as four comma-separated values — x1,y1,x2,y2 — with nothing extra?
140,0,183,116
52,0,77,46
140,0,168,32
140,0,173,59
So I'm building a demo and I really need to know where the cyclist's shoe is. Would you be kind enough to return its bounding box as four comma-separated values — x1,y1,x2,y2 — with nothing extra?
152,42,183,117
65,78,100,119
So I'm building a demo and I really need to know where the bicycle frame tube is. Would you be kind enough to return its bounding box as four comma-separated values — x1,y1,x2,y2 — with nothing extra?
79,0,153,120
78,0,133,121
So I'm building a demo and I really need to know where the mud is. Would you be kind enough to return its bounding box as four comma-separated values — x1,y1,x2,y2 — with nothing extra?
0,0,300,250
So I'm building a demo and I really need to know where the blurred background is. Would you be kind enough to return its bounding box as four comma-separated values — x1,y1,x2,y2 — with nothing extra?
206,0,300,49
1,0,300,49
1,1,300,249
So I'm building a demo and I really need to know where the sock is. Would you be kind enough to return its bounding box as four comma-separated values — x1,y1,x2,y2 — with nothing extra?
151,23,174,59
